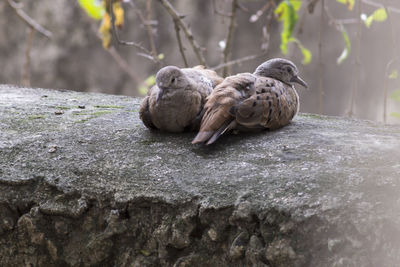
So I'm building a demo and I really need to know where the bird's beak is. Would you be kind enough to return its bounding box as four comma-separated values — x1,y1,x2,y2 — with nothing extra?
290,75,308,88
156,88,164,103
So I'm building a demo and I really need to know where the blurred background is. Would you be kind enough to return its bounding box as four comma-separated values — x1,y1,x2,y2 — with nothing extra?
1,0,399,123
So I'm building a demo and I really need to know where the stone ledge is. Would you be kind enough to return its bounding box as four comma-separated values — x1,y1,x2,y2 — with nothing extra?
1,85,400,266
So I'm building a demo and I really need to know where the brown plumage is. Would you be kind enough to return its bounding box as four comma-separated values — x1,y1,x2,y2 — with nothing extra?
139,65,223,133
192,58,308,145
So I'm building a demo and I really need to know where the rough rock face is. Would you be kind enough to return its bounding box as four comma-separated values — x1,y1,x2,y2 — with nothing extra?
1,84,400,266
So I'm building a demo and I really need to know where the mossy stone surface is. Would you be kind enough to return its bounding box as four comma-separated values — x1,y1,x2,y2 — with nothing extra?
1,85,400,266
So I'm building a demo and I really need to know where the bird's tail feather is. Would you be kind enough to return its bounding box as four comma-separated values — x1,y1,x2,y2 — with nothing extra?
205,120,235,145
192,131,215,144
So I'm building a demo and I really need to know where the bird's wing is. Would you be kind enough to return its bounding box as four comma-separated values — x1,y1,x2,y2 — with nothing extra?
192,73,254,144
183,67,223,96
234,77,298,130
192,66,224,87
139,92,157,130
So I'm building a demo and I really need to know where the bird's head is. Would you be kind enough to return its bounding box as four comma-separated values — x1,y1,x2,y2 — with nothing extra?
155,66,188,102
254,58,308,88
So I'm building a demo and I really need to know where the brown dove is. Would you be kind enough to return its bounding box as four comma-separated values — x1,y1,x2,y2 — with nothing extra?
139,65,223,132
192,58,308,145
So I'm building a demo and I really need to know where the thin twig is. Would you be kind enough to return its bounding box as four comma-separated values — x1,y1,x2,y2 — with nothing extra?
223,0,238,77
260,3,275,52
318,0,324,115
211,52,267,71
212,0,232,18
89,13,141,87
236,2,249,13
383,1,398,60
307,0,320,13
131,0,159,61
249,1,273,23
382,0,398,123
297,6,308,35
383,60,395,123
173,19,188,67
108,46,141,84
348,0,362,117
109,0,161,64
145,0,158,58
6,0,52,39
158,0,207,66
22,27,35,87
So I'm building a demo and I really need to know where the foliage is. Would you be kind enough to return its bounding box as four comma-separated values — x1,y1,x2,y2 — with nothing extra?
362,8,387,28
390,90,400,120
138,75,156,96
337,24,351,65
390,90,400,102
274,0,310,64
336,0,355,10
288,37,312,64
390,112,400,119
274,0,301,54
389,70,398,80
78,0,104,20
79,0,125,48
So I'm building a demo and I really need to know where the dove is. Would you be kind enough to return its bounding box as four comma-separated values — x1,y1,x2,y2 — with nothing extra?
192,58,308,145
139,65,223,132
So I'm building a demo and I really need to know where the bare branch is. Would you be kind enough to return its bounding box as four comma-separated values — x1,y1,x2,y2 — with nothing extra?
108,46,141,84
382,0,398,123
260,3,275,52
109,0,161,64
249,1,274,23
6,0,52,39
237,2,249,13
130,0,159,62
318,0,325,115
158,0,207,66
145,0,159,59
307,0,320,14
348,0,363,117
22,28,35,87
211,52,267,71
223,0,238,77
173,20,189,67
212,0,232,18
383,59,397,123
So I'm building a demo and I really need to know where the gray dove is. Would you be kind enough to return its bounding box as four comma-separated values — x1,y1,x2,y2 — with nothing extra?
139,65,223,132
192,58,308,145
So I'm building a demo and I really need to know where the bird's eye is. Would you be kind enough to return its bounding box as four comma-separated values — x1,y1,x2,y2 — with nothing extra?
286,67,292,73
171,77,176,84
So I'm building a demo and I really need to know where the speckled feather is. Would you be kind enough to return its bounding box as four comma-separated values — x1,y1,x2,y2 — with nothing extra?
192,58,306,145
235,76,299,131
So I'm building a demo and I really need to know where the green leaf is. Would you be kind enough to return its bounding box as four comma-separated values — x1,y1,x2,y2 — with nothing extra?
138,75,156,96
389,70,398,79
337,24,351,64
78,0,104,20
389,112,400,119
274,0,301,55
138,86,148,96
157,54,165,60
363,8,387,28
336,0,354,10
389,89,400,102
144,75,156,87
288,37,312,64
